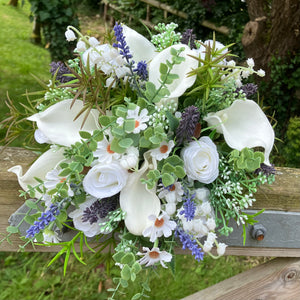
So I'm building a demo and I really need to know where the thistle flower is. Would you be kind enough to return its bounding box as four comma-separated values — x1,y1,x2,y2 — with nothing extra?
176,106,200,145
236,83,258,98
50,61,72,83
180,29,197,49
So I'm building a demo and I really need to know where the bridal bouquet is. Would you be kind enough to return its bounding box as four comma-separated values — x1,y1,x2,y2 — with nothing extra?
3,22,275,298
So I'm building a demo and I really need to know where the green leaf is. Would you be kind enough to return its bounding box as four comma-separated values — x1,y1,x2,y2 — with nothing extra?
56,209,68,223
115,106,128,118
79,131,91,139
113,251,126,263
170,47,177,56
131,272,136,282
110,138,126,153
124,119,136,133
174,165,186,178
35,232,44,243
25,199,38,210
88,140,98,152
74,155,86,164
149,135,162,145
165,110,179,132
6,226,19,234
162,173,175,187
161,162,175,174
131,261,142,274
24,215,36,225
120,278,129,288
98,115,111,127
121,264,131,281
142,282,151,292
159,63,168,74
58,168,72,177
144,127,153,140
145,82,157,96
93,130,104,142
119,138,133,149
131,293,142,300
121,252,135,265
165,155,184,167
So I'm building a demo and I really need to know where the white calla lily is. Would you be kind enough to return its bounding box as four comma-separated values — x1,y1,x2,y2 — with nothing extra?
204,99,274,165
122,25,157,63
120,151,161,236
28,99,100,147
149,44,198,105
8,147,66,194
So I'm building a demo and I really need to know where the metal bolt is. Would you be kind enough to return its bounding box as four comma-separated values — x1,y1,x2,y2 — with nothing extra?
250,223,267,241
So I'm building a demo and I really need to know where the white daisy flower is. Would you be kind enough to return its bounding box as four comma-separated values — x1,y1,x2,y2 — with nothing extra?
142,211,177,242
158,181,183,203
44,169,74,197
126,106,150,133
137,247,172,268
93,136,121,164
150,140,175,161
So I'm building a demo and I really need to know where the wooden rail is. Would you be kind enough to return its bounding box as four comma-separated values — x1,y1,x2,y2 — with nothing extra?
1,146,300,299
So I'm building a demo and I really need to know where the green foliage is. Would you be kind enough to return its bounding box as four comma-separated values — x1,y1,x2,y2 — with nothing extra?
283,117,300,167
229,148,265,172
28,0,80,61
104,0,249,57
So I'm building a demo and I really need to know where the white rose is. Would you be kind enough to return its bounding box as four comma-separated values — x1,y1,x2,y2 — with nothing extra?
181,136,219,184
83,162,128,198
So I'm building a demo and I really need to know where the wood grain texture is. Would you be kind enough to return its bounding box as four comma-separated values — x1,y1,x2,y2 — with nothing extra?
181,257,300,300
0,147,300,254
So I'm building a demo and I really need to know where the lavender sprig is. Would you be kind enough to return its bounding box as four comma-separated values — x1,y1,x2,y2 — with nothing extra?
26,204,60,239
180,189,196,221
176,228,204,262
113,22,133,63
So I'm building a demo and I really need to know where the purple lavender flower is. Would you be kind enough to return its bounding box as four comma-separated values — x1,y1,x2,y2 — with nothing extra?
180,29,197,50
26,204,60,239
50,61,72,83
82,195,118,225
176,228,204,261
180,190,196,221
133,60,148,81
176,106,200,145
113,22,133,63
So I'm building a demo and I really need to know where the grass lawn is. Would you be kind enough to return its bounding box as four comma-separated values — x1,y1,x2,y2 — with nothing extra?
0,0,51,143
0,1,271,299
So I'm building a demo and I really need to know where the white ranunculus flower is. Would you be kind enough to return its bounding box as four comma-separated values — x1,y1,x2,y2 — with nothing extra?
203,99,274,165
27,99,100,147
181,136,219,184
83,162,128,198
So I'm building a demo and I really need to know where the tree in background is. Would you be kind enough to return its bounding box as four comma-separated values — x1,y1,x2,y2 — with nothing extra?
242,0,300,142
28,0,80,61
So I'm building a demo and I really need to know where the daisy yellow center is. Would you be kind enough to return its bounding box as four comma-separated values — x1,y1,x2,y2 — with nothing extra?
154,218,164,227
159,145,168,154
135,120,140,128
106,144,114,154
149,251,160,259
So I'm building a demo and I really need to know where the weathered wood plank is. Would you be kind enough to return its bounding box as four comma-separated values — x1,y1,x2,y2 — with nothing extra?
1,147,300,255
181,257,300,300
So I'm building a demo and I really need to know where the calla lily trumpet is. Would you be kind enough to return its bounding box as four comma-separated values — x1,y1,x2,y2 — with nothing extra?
8,147,66,195
122,25,157,64
28,99,100,147
120,151,161,236
204,99,274,165
149,44,198,106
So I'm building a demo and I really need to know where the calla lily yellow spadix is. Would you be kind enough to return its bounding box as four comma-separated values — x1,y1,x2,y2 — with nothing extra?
120,151,161,236
204,99,274,165
27,99,100,147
